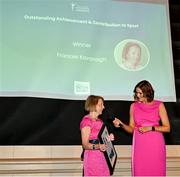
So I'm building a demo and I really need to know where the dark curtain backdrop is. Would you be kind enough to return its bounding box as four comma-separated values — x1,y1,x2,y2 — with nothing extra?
0,97,178,145
0,0,180,145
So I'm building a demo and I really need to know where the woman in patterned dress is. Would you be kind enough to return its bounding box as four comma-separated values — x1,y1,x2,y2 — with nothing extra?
80,95,114,176
113,80,170,176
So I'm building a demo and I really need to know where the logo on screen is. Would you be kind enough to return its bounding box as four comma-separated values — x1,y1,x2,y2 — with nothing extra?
71,2,90,13
74,81,90,95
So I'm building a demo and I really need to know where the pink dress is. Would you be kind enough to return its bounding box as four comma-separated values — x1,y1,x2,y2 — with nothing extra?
80,116,110,176
132,100,166,176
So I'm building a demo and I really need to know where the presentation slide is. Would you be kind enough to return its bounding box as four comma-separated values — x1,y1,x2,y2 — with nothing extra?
0,0,176,101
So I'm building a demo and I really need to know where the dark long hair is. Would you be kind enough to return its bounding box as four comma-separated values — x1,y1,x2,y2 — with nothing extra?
133,80,154,102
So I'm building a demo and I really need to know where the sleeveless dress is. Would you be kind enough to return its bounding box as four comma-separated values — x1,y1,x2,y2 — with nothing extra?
80,116,110,176
132,100,166,176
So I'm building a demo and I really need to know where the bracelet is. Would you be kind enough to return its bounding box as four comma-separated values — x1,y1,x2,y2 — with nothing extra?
152,126,155,131
92,144,95,150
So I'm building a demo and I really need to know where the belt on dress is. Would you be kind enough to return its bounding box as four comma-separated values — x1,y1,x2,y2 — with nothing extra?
89,139,99,144
81,139,100,161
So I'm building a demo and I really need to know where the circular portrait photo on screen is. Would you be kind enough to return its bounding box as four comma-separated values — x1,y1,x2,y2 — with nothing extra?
114,39,150,71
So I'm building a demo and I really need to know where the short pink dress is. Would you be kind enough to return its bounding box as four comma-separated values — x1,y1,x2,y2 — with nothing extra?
132,100,166,176
80,115,110,176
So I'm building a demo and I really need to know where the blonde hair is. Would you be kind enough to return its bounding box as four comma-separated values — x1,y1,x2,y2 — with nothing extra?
85,95,104,112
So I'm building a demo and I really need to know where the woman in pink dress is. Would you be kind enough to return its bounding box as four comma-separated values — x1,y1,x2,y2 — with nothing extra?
80,95,114,176
113,80,170,176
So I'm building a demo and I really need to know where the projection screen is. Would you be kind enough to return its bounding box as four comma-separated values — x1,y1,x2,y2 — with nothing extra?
0,0,176,101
